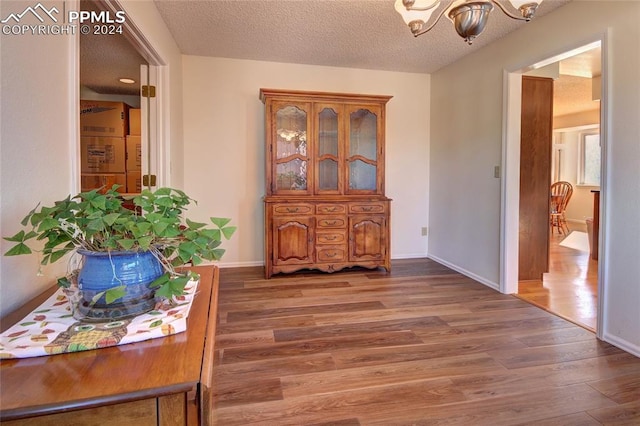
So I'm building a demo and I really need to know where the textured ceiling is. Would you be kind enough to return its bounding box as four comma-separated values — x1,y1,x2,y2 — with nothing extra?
82,0,600,118
152,0,571,74
554,75,599,117
81,31,146,96
554,46,601,117
560,46,601,78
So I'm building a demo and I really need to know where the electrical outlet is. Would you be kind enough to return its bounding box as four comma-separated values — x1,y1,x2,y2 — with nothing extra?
421,227,428,236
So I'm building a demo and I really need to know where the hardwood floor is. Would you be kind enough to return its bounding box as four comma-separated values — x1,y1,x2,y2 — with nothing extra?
517,223,598,331
212,259,639,425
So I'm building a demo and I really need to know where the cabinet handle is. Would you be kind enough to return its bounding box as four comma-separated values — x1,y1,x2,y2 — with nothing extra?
361,206,373,212
325,220,337,226
325,252,337,258
287,207,299,213
325,235,337,241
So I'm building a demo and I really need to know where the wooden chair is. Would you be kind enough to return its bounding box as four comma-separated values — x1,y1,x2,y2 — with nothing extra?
550,181,573,235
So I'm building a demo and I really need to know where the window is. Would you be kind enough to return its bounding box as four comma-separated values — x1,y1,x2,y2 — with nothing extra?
578,130,600,186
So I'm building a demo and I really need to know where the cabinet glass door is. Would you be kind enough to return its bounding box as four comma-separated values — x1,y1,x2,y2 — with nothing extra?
347,106,379,193
274,104,309,192
316,104,341,193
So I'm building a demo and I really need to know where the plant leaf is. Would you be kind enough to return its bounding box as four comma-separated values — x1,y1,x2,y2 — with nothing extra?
20,204,40,226
89,195,107,211
137,236,154,250
150,273,170,289
102,213,121,226
90,291,106,306
37,217,61,232
49,249,71,263
155,197,174,208
186,218,206,230
178,242,198,263
116,238,136,250
154,275,189,299
4,230,29,243
222,226,237,239
136,222,152,234
86,218,105,232
57,277,71,288
4,243,32,256
152,221,169,235
211,248,226,259
210,217,232,228
105,286,126,304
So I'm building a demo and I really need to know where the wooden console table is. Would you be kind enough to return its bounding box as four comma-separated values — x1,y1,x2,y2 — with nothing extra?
0,265,218,426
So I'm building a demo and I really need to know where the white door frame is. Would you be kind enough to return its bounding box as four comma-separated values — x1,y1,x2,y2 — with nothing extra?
500,35,608,339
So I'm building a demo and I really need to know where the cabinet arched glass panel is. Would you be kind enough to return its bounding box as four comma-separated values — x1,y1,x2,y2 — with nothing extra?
348,108,377,191
276,105,308,191
318,107,339,191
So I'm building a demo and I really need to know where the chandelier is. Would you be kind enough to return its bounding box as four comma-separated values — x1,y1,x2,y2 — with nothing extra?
395,0,544,45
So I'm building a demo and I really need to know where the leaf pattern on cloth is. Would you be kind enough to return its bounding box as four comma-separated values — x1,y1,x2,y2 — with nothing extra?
0,279,198,359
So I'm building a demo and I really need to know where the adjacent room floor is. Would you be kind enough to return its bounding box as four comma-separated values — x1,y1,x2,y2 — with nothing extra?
517,222,598,331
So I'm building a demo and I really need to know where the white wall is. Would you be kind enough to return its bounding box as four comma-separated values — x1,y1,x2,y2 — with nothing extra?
429,63,504,287
0,0,182,316
181,56,430,266
429,1,640,355
1,0,77,316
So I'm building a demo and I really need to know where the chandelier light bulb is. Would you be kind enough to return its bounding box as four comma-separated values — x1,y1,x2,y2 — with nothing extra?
394,0,440,34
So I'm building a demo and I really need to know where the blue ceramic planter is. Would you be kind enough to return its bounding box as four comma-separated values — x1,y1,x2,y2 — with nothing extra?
76,250,164,320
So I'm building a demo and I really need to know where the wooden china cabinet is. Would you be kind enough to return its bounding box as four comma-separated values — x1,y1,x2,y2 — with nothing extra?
260,89,392,278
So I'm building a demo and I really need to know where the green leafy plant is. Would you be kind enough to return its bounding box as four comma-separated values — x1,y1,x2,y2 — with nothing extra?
3,186,236,301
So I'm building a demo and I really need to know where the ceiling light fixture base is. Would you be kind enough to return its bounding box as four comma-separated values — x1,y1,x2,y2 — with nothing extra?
448,1,494,45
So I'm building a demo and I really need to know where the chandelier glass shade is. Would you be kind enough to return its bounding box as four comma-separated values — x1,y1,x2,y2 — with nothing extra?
394,0,543,45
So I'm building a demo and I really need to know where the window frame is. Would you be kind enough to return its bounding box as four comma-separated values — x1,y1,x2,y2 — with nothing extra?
577,128,601,187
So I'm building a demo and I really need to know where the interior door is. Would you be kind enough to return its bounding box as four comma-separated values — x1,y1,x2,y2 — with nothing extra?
518,76,553,281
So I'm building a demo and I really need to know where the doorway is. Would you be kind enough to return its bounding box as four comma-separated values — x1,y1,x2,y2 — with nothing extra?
78,0,146,194
517,46,602,331
501,39,606,338
76,0,166,193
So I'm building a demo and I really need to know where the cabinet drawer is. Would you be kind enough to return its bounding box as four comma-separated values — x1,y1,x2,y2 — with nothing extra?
317,216,347,228
316,231,347,245
273,203,314,215
316,204,346,215
349,203,386,214
317,246,347,262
